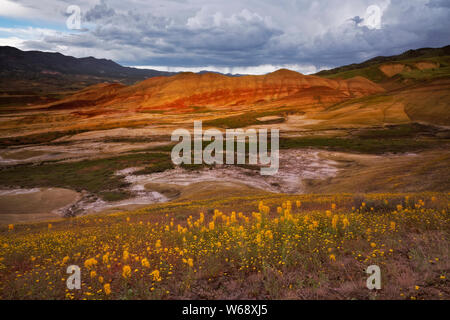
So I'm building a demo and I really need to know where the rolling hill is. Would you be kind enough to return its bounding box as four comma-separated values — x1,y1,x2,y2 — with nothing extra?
312,45,450,127
316,45,450,84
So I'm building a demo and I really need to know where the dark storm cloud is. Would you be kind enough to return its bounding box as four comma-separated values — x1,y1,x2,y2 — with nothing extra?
88,5,281,56
4,0,450,72
426,0,450,8
350,16,364,25
84,0,115,22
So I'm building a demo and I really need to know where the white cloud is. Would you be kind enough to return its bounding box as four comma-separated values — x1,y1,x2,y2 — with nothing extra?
0,0,33,18
0,36,25,48
0,26,65,51
0,26,60,38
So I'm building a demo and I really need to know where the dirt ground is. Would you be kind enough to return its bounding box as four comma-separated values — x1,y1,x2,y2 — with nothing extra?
0,188,80,224
306,150,450,193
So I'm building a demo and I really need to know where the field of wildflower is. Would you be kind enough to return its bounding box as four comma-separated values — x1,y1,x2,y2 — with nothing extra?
0,193,448,300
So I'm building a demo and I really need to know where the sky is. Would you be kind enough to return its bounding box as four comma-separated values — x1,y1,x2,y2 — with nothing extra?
0,0,449,75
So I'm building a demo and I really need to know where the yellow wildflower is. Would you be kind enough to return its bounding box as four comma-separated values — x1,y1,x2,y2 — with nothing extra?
183,258,194,268
150,269,161,281
332,215,339,229
390,221,396,231
141,258,150,268
104,283,111,295
123,250,129,262
342,217,349,229
122,265,131,279
84,258,98,270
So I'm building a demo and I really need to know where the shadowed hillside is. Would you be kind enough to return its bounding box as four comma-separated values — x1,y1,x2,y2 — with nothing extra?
0,46,174,83
316,45,450,84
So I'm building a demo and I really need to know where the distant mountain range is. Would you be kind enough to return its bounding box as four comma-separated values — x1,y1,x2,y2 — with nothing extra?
197,70,245,77
0,46,176,85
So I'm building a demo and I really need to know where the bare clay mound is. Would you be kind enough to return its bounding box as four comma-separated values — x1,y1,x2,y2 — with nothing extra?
414,61,440,70
0,188,80,224
379,61,439,77
379,63,411,77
